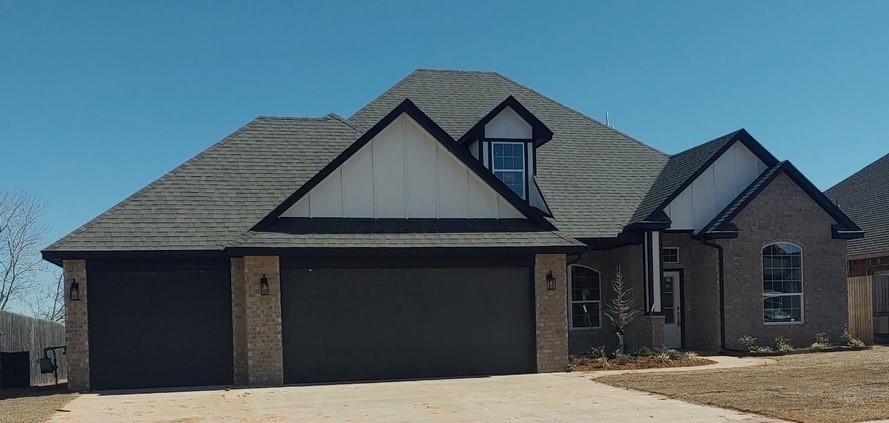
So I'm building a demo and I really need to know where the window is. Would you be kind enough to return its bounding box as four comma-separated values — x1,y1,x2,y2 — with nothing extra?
662,247,679,264
762,242,803,324
491,142,526,198
569,265,601,329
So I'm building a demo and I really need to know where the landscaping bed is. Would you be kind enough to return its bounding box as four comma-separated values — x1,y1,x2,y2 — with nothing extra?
570,354,716,371
569,348,716,372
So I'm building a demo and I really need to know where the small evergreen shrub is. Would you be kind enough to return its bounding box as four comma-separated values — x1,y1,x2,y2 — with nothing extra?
812,332,831,349
841,327,866,348
737,335,759,352
774,336,793,353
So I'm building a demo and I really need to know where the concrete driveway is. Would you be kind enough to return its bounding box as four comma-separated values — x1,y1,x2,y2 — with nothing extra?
51,372,781,422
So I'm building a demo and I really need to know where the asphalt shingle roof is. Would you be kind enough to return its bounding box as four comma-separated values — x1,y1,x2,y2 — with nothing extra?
826,153,889,257
630,130,741,224
351,69,669,238
45,115,362,251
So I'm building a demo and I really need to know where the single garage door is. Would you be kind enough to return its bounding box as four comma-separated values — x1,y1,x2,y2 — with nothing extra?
281,265,535,384
88,261,233,390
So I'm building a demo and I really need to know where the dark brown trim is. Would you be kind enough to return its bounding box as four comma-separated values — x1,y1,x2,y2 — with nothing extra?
226,245,586,257
698,161,863,239
457,96,554,148
642,129,780,223
253,99,553,230
41,249,226,266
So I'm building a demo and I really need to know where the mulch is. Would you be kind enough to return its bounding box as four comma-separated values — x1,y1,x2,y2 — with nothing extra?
569,356,716,371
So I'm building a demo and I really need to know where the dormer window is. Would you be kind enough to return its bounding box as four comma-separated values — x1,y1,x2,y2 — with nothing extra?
492,142,526,198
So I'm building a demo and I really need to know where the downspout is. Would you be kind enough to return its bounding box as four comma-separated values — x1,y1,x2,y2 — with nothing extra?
700,239,728,351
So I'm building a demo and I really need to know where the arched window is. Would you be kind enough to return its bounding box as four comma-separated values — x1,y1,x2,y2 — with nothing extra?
569,265,601,329
762,242,803,324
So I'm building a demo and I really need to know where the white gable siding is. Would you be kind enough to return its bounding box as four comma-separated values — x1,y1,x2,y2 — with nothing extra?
282,114,524,219
484,106,532,139
665,142,768,230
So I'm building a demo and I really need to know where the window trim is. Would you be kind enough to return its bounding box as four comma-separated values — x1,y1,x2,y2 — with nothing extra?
490,141,527,199
568,264,603,330
762,241,804,326
662,247,680,264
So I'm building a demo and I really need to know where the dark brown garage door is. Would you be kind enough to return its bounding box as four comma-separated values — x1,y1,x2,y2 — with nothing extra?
281,265,535,384
88,261,233,390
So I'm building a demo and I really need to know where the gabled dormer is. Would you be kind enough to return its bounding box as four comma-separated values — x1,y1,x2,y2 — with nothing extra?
458,96,553,215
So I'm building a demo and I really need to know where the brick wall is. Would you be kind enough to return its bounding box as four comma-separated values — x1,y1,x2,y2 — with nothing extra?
662,233,721,351
568,245,650,353
232,256,284,386
719,173,849,349
849,255,889,277
63,259,90,392
534,254,568,372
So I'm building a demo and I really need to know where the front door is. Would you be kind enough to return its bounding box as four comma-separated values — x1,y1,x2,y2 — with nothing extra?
662,271,682,349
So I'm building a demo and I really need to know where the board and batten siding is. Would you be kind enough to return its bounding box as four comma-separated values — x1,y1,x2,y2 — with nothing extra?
282,114,524,219
484,106,532,139
665,142,768,230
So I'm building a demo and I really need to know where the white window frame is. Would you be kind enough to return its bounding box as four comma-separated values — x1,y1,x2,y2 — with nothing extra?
491,141,526,199
762,242,804,326
568,264,602,330
662,247,680,264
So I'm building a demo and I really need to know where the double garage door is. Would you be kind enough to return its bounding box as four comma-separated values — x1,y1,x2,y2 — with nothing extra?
87,260,534,390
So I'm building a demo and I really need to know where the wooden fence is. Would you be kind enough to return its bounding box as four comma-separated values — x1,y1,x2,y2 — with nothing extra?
0,311,66,386
848,276,874,345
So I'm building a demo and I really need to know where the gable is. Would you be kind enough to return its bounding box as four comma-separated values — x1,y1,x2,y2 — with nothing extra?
281,113,525,219
484,106,532,139
665,141,768,231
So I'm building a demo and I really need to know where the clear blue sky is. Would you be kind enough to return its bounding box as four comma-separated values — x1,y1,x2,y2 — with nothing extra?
2,0,888,255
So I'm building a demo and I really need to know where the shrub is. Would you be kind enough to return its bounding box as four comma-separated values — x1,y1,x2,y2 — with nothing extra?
636,346,656,357
774,336,793,353
589,345,610,369
654,351,672,364
756,346,774,353
812,332,831,349
684,351,704,361
737,335,759,352
841,327,866,348
665,348,683,360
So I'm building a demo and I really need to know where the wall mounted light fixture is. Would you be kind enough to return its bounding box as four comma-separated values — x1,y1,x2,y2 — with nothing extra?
259,274,270,296
546,271,556,290
69,279,81,301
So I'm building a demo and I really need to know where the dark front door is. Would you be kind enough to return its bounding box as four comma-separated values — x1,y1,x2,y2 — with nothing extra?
281,266,535,384
88,262,233,390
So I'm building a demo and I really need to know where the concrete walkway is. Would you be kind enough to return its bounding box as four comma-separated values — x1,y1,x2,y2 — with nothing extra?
51,365,782,422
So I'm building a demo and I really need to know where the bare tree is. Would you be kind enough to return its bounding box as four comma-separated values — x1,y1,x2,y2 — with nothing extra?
0,192,47,311
604,265,640,354
29,270,65,323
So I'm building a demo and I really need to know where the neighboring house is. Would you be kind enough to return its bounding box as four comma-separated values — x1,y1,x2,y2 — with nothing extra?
42,69,862,392
827,153,889,277
827,153,889,343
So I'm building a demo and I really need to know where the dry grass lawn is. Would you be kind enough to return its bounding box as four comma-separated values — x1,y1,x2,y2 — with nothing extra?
0,384,77,423
598,346,889,423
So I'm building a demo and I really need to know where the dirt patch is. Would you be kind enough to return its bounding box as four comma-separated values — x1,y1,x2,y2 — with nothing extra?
598,347,889,423
0,384,77,423
570,355,716,371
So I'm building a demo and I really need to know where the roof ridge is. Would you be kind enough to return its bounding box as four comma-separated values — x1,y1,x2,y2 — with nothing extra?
827,150,889,194
490,71,668,158
669,129,744,157
414,68,500,75
325,113,364,133
348,69,420,121
255,115,333,121
44,118,261,252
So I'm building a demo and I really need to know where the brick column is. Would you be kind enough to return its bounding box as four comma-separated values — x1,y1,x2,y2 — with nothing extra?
233,256,283,386
534,254,568,372
63,260,90,392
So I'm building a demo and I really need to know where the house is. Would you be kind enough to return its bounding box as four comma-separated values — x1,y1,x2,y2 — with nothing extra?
826,153,889,342
43,69,862,392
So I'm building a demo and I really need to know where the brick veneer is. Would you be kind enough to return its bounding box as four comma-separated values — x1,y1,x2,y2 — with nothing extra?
718,173,849,349
63,259,90,392
534,254,568,372
662,233,721,352
232,256,284,386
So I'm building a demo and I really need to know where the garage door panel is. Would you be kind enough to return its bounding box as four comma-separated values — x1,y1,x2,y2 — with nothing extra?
88,268,232,390
282,266,534,383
